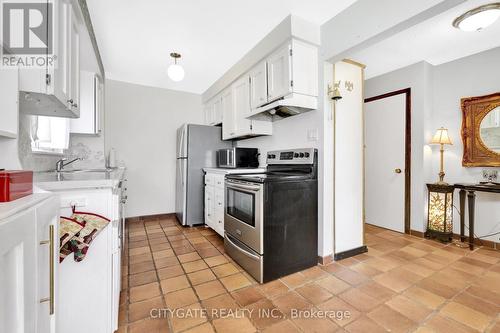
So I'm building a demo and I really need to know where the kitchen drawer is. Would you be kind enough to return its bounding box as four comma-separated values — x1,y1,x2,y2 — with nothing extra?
214,187,224,212
205,174,214,186
213,174,225,188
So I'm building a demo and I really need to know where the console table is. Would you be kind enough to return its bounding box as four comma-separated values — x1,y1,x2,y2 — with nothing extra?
454,183,500,250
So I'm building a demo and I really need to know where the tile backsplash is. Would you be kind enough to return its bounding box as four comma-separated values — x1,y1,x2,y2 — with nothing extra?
18,114,105,172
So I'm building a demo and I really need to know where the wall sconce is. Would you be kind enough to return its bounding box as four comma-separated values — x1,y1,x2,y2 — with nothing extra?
425,183,454,242
328,81,342,101
345,81,354,92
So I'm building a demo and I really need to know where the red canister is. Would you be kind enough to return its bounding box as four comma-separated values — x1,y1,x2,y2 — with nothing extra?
0,170,33,202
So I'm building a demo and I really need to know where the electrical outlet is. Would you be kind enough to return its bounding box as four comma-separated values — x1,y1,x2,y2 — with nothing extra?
307,129,319,142
483,169,498,182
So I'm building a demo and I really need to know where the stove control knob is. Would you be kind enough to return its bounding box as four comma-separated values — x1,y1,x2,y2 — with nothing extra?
299,153,305,158
294,153,299,158
267,154,272,159
304,152,310,158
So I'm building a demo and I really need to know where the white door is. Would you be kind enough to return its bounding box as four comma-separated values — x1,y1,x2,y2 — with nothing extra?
232,76,252,134
213,97,223,125
222,89,235,140
68,7,80,115
249,61,268,109
267,44,292,102
365,93,407,233
0,210,37,333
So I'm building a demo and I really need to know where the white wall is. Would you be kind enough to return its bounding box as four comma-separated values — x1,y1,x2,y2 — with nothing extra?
105,79,203,218
333,61,364,254
365,47,500,242
431,47,500,242
365,61,433,233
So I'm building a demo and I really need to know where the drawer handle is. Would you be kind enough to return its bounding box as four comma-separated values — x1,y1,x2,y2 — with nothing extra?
39,225,54,315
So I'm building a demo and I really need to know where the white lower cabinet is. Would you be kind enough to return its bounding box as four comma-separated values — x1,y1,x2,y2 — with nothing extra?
204,173,225,236
0,194,59,333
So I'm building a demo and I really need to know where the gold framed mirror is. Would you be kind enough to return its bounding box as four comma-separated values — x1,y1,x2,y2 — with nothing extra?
461,92,500,167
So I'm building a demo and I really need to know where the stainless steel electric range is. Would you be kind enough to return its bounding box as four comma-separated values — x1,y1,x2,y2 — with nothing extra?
224,148,318,283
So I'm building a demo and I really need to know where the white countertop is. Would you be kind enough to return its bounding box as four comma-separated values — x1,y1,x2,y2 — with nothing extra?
34,167,126,191
203,167,265,175
0,193,55,220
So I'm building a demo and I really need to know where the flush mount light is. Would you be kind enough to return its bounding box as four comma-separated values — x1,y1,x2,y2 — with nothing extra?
453,3,500,32
167,52,185,82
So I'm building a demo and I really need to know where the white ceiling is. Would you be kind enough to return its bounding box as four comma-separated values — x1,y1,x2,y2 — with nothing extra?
347,0,500,79
86,0,357,94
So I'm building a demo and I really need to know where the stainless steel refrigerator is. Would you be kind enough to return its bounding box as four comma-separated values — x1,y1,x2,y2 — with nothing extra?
175,124,231,226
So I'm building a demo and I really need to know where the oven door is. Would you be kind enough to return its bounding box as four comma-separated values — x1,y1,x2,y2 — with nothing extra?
224,180,263,254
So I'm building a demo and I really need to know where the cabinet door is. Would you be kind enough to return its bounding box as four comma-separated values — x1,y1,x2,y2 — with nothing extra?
52,0,70,107
68,6,80,115
204,186,215,227
0,68,19,138
70,71,97,134
0,210,37,333
213,97,223,125
249,61,268,109
231,76,252,136
267,44,292,102
203,104,213,125
35,197,59,333
222,89,236,140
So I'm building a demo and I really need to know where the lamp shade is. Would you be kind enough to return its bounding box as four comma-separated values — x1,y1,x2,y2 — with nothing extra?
430,127,453,145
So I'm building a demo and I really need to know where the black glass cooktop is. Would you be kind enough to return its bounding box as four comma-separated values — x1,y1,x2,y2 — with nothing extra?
226,171,313,183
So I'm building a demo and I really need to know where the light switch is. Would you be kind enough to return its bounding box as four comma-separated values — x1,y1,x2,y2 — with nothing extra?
307,129,319,142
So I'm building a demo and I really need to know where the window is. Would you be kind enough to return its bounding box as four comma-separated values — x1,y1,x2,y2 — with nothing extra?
30,116,70,155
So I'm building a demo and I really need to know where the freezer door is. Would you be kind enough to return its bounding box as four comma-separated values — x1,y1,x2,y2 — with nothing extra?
175,158,187,225
177,124,188,158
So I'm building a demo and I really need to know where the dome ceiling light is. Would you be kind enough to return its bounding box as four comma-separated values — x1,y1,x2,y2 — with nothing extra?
167,52,185,82
453,3,500,32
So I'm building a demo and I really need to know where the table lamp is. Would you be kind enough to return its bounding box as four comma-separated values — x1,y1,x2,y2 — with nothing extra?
430,127,453,184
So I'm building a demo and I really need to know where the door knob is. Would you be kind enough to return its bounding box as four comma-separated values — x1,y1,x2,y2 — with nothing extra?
395,168,402,174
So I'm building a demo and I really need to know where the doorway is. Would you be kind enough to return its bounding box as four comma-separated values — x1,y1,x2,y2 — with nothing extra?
364,88,411,233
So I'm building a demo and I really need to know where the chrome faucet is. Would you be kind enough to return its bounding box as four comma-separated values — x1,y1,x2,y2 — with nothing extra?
55,157,82,172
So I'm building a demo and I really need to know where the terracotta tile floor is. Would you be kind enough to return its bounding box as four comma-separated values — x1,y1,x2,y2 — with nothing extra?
118,217,500,333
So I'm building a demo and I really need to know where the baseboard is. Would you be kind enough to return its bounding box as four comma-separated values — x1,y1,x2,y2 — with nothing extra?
334,246,368,261
317,254,334,266
125,213,176,223
410,229,499,250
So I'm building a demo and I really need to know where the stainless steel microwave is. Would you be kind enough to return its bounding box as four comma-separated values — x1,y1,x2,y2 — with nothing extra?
217,148,259,168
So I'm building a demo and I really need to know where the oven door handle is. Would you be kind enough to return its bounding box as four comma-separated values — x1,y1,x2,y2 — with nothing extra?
225,233,260,261
225,182,261,192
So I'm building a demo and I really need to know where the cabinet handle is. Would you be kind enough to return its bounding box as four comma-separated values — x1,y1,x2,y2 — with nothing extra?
39,225,55,315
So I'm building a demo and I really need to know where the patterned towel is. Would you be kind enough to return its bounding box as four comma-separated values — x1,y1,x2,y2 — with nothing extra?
59,217,85,262
59,210,110,263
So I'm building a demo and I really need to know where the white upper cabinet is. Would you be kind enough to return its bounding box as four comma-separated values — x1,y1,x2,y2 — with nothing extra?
267,44,292,102
18,0,82,118
232,76,252,119
249,61,268,109
0,68,19,138
204,96,223,126
221,88,235,139
68,5,81,115
70,72,102,135
222,75,272,140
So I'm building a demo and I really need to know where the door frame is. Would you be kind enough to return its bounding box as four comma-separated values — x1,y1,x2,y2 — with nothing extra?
364,88,411,234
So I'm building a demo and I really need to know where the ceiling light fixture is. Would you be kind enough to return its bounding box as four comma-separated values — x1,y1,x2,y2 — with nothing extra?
453,3,500,32
167,52,185,82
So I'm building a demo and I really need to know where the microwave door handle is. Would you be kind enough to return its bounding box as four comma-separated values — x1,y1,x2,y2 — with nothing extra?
225,233,260,261
228,150,232,166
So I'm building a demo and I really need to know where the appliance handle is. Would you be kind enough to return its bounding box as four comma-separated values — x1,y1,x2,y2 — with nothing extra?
226,181,261,192
225,233,260,261
227,149,233,166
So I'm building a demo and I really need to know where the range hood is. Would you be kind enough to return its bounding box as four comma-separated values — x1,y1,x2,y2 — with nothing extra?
248,93,317,122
